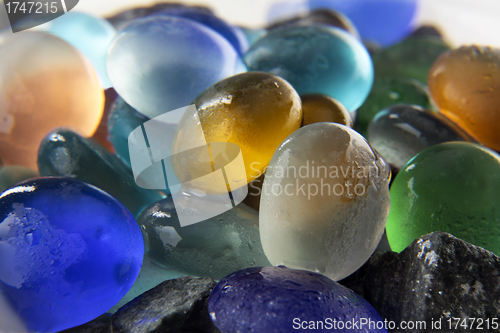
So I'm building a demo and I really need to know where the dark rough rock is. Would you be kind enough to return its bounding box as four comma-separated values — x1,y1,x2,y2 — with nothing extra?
57,314,112,333
112,276,220,333
340,232,500,332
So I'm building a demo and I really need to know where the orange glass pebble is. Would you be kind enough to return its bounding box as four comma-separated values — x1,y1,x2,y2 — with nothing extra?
428,46,500,151
301,94,352,127
0,32,104,169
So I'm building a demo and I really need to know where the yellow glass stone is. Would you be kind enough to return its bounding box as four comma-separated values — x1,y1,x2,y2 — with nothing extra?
0,32,104,169
172,72,302,193
428,45,500,151
301,94,352,127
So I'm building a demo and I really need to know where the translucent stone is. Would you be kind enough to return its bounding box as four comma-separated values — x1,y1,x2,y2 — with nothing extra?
243,25,373,111
0,32,104,169
107,16,247,118
0,177,144,332
301,94,352,127
37,129,165,218
386,142,500,255
428,45,500,151
367,105,474,169
137,197,270,280
172,72,302,189
259,123,391,281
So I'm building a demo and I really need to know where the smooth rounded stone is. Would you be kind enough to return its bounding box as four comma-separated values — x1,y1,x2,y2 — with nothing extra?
259,123,391,281
355,76,433,137
267,8,359,39
0,166,38,193
239,27,266,46
0,177,144,332
172,72,302,189
301,94,352,127
0,31,104,169
107,16,247,119
37,129,165,218
373,36,451,84
428,46,500,152
108,96,150,169
91,88,118,153
367,105,474,169
150,7,249,55
36,11,116,88
137,196,270,280
386,142,500,255
244,25,373,111
208,266,388,333
409,25,444,39
309,0,418,46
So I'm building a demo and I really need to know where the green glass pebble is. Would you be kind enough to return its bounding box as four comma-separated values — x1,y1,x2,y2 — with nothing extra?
355,76,433,136
37,129,165,217
0,166,39,193
386,142,500,255
372,37,451,84
137,197,271,280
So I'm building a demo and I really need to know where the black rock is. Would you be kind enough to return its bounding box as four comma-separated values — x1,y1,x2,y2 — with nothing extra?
340,232,500,332
57,314,112,333
112,276,220,333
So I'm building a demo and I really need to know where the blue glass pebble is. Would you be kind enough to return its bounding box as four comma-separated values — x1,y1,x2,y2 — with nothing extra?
309,0,419,46
0,177,144,332
150,7,249,55
38,11,116,88
107,16,247,118
244,25,373,111
208,266,388,333
240,26,267,46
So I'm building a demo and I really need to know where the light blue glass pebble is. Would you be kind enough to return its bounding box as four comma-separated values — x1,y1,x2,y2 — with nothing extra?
244,25,373,111
37,11,116,88
107,16,247,119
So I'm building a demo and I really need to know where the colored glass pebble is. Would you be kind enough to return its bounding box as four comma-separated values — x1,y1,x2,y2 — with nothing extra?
239,27,266,46
37,11,116,88
0,177,144,332
0,31,104,170
309,0,418,46
301,94,352,127
37,129,165,217
367,105,474,169
107,16,247,119
428,45,500,151
150,7,249,55
243,25,373,111
268,8,359,39
386,142,500,255
108,96,150,169
373,36,451,84
355,77,433,137
259,123,391,281
91,88,118,153
0,166,38,193
172,72,302,188
137,197,270,280
208,266,388,333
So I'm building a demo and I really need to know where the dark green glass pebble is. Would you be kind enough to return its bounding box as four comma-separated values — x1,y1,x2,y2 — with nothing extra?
37,129,165,217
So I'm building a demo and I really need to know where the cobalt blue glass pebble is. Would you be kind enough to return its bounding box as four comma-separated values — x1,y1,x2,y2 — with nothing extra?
208,266,387,333
308,0,419,46
107,16,247,118
150,7,249,55
243,25,373,111
0,177,144,332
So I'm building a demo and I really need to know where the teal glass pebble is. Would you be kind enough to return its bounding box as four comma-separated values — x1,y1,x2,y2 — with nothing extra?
107,16,247,118
355,76,433,136
367,104,474,169
37,129,165,217
0,166,38,193
108,96,150,169
37,11,116,88
0,177,144,332
243,25,373,111
137,196,270,280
